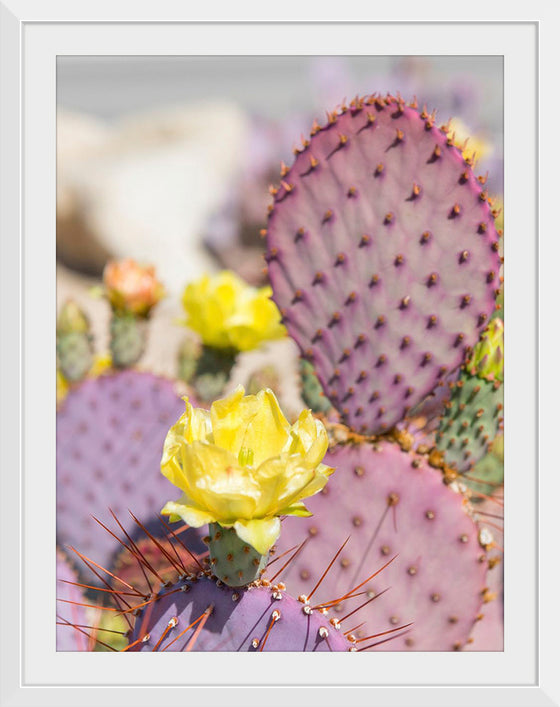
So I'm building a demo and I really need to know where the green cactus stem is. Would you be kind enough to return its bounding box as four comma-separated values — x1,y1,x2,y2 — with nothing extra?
178,344,237,402
56,300,94,383
109,311,147,369
207,523,268,587
435,319,504,472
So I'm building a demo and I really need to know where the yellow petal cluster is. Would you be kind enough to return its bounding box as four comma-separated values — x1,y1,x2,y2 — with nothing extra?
468,318,504,382
181,271,286,352
161,386,333,554
103,258,165,317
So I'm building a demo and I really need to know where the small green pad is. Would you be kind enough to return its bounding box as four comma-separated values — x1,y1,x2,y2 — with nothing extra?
465,444,504,500
57,331,93,382
110,312,147,369
208,523,268,587
191,345,237,402
436,376,503,473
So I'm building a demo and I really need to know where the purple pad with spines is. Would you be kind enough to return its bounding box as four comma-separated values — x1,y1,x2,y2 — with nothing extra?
276,440,488,651
56,371,195,574
129,575,353,651
266,95,501,435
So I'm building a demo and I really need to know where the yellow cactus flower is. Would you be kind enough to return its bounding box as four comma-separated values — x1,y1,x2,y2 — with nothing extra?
447,118,493,165
468,318,504,382
103,258,165,317
161,386,333,555
181,271,286,352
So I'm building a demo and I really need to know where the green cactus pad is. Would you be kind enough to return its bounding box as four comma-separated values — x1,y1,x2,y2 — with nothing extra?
57,331,94,383
57,300,94,382
464,444,504,500
436,376,503,473
207,523,268,587
177,336,202,384
190,346,237,402
299,359,333,414
109,312,147,369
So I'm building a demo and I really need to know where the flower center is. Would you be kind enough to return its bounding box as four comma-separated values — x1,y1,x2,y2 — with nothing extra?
238,446,255,467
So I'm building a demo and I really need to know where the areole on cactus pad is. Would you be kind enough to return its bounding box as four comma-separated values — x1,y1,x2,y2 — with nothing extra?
266,94,502,435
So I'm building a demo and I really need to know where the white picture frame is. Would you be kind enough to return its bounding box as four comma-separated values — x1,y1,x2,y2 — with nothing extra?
0,4,555,707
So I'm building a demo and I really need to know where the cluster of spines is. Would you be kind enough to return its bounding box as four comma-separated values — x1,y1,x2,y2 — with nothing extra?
56,512,412,652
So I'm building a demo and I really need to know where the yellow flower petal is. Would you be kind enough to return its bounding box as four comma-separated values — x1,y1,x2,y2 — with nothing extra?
160,388,333,558
227,286,286,351
56,369,69,405
233,517,281,555
251,456,314,515
181,271,285,352
161,499,217,528
288,408,329,469
278,501,313,518
211,387,290,466
185,441,259,521
161,398,211,465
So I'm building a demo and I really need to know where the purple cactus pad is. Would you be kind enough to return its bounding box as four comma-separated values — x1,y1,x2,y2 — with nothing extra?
56,371,204,575
276,440,489,651
129,574,357,651
266,95,501,435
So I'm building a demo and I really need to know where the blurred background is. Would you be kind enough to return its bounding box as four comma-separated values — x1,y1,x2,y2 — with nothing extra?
57,55,503,391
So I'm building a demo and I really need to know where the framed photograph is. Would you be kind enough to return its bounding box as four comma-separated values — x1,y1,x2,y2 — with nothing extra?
1,5,554,707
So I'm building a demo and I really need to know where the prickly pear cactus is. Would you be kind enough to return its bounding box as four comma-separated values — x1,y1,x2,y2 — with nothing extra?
189,346,238,402
56,370,205,573
177,336,202,385
111,531,203,596
435,319,503,472
276,441,490,651
206,523,268,587
109,312,147,369
102,258,165,369
128,574,359,652
266,94,502,435
467,491,503,650
462,438,504,500
179,271,286,401
56,301,94,383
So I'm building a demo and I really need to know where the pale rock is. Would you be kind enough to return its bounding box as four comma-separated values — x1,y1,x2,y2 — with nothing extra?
57,102,250,291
